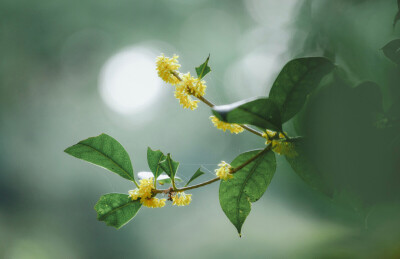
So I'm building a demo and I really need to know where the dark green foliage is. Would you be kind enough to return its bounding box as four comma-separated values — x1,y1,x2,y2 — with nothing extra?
159,153,179,179
382,39,400,66
195,55,211,79
219,149,276,236
185,168,205,186
269,57,334,122
64,134,135,182
94,193,142,229
293,76,400,207
147,147,166,180
212,97,282,131
285,137,333,197
394,0,400,28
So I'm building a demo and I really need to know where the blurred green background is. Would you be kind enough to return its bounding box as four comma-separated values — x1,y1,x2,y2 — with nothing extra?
1,0,400,258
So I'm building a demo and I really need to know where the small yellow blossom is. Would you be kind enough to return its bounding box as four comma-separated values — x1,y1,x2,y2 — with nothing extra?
210,116,244,134
128,178,166,208
141,197,167,208
156,54,181,85
174,89,199,110
128,189,140,200
174,72,207,110
262,130,286,144
128,179,153,201
172,192,192,206
215,161,233,180
271,140,298,158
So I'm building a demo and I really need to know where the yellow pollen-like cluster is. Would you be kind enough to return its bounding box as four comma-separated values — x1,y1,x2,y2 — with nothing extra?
128,177,166,208
174,72,206,110
210,116,244,134
271,140,298,158
141,197,167,208
261,129,285,145
172,192,192,206
156,54,181,85
215,161,233,180
156,54,208,110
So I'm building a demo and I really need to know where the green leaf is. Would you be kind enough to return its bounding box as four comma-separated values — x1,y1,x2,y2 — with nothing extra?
212,97,282,131
285,137,333,197
219,149,276,236
64,134,135,182
157,174,183,185
195,55,211,79
382,39,400,66
185,168,205,187
159,153,179,179
147,147,166,179
94,193,141,229
269,57,334,122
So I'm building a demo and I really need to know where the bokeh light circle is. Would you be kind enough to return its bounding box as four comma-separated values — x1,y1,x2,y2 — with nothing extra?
99,46,162,114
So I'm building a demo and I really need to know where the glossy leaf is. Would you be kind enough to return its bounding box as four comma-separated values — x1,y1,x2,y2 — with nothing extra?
219,149,276,236
94,193,141,229
269,57,334,122
64,134,135,182
212,97,282,131
159,153,179,179
185,168,205,186
382,39,400,66
157,174,183,185
147,147,165,179
195,55,211,79
285,138,333,197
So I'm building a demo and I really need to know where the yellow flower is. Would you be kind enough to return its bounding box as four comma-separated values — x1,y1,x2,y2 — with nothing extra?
174,89,199,110
172,192,192,206
156,54,181,85
215,161,233,180
262,130,286,144
271,140,298,158
173,72,207,110
141,197,167,208
128,189,140,200
128,177,154,201
178,72,207,98
210,116,244,134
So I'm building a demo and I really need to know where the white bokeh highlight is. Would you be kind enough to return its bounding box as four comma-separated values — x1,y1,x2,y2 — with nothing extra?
99,46,162,114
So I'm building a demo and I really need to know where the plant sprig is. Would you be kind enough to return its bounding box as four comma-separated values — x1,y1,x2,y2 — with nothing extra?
65,54,335,235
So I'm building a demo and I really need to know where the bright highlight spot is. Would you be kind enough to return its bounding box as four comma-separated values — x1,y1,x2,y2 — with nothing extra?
99,46,162,114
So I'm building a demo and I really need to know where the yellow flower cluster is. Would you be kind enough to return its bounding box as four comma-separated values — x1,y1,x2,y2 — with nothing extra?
156,54,181,85
128,178,166,208
209,116,244,134
271,140,298,158
261,129,285,145
141,197,166,208
156,54,207,110
172,192,192,206
262,130,298,157
174,73,206,110
215,161,233,180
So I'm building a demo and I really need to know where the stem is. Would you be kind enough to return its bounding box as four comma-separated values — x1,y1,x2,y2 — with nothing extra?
171,178,177,190
133,180,139,188
171,72,263,138
241,125,263,137
153,145,271,194
230,145,271,174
